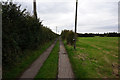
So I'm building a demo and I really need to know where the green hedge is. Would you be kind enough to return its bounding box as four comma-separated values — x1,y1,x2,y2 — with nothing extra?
2,1,57,69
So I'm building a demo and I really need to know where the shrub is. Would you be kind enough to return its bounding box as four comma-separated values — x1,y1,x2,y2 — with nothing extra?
61,30,69,40
61,30,76,45
66,30,75,45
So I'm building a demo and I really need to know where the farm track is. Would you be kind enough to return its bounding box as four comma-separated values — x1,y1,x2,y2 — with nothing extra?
19,39,57,78
19,37,74,79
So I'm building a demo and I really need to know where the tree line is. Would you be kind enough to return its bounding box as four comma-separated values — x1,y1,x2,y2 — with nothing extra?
2,2,57,68
61,30,119,46
78,32,120,37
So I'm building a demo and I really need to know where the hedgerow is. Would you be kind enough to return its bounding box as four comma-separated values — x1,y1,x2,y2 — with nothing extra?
2,1,57,68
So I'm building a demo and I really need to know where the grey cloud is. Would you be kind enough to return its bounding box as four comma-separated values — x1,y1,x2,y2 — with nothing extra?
37,2,74,14
2,0,118,34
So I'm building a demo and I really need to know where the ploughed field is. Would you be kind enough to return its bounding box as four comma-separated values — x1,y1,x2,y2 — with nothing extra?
64,37,119,78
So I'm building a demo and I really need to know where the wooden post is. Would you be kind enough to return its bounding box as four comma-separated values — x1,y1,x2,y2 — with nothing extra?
56,26,57,34
74,0,78,50
33,0,37,19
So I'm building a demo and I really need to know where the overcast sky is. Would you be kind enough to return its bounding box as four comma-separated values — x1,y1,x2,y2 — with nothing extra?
2,0,119,34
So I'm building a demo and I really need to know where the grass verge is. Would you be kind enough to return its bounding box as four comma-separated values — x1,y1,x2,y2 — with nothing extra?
35,40,59,78
64,37,118,78
3,40,54,78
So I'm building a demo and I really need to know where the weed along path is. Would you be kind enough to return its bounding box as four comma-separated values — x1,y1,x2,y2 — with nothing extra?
20,39,57,78
58,38,74,78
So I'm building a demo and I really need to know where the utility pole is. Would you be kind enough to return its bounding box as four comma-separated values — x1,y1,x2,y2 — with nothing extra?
56,26,57,34
74,0,78,50
33,0,37,19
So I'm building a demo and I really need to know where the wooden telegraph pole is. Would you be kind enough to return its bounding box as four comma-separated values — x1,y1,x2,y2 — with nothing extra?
56,26,57,34
33,0,37,19
74,0,78,49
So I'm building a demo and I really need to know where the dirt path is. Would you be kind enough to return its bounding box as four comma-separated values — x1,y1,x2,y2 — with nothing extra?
58,38,74,78
20,39,57,78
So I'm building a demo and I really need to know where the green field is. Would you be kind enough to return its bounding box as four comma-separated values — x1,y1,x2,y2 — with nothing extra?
64,37,118,78
35,41,59,78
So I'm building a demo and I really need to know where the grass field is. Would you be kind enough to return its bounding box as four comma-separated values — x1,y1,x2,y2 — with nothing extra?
35,41,59,78
64,37,118,78
3,41,54,78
